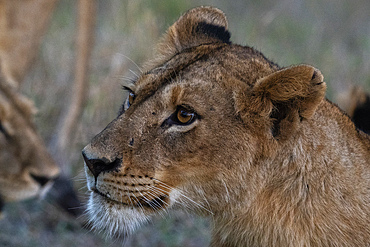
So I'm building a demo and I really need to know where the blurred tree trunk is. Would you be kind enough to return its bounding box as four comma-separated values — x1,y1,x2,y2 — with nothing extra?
0,0,58,87
48,0,97,217
51,0,96,175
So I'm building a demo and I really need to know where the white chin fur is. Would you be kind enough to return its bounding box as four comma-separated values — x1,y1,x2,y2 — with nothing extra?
86,192,150,238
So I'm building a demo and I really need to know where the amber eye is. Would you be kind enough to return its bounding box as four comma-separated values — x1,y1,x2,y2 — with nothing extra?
162,106,198,128
128,92,135,107
176,107,196,125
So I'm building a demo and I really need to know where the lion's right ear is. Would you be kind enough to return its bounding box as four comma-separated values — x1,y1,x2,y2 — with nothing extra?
154,6,230,60
237,65,326,139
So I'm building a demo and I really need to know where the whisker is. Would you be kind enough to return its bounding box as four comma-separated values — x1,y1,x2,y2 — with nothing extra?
78,184,88,190
137,190,164,217
129,69,140,79
193,184,215,222
130,188,146,215
153,179,214,215
125,188,135,209
146,188,171,214
147,187,170,207
121,76,137,82
147,187,171,218
117,53,143,73
71,172,86,181
150,183,194,214
131,177,167,213
221,179,230,203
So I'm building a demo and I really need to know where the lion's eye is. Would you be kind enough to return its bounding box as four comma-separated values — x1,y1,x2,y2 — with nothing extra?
128,92,136,107
161,106,199,128
177,108,194,124
173,106,197,125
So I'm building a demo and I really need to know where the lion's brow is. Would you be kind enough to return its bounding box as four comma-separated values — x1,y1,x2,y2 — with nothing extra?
135,44,225,105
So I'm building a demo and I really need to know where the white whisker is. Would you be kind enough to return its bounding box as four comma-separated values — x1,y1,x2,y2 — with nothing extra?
118,53,143,73
147,187,170,207
121,76,137,83
153,179,214,215
129,69,140,79
130,190,145,213
132,177,168,215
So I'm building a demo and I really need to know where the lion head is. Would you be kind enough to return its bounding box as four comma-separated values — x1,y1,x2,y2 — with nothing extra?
83,6,369,246
0,79,59,214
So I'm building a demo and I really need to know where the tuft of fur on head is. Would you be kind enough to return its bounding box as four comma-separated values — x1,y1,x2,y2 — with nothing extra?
144,6,231,71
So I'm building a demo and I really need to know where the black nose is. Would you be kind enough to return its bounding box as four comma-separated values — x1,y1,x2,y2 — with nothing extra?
30,173,57,187
82,152,122,178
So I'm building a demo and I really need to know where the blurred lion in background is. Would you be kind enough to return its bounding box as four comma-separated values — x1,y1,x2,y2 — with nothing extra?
337,86,370,134
0,0,60,217
0,0,95,217
0,77,59,216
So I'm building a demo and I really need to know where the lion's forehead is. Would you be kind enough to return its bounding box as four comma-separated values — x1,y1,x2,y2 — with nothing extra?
134,45,221,101
135,45,277,104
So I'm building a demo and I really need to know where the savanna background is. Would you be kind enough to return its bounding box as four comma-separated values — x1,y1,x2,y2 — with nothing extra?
0,0,369,246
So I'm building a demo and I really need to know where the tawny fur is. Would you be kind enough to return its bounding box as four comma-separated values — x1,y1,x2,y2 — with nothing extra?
83,6,370,246
0,76,59,211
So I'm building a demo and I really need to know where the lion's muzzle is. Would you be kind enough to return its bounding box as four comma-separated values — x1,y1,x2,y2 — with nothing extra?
82,151,122,178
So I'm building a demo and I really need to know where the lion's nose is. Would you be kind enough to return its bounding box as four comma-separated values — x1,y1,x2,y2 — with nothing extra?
30,173,55,186
82,151,122,178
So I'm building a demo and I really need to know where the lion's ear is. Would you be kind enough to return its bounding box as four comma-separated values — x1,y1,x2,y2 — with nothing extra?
156,6,230,57
248,65,326,138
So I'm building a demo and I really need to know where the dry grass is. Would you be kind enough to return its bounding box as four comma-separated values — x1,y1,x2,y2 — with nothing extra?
1,0,369,246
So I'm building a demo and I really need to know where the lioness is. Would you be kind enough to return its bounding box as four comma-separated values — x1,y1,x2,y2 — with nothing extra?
83,7,370,246
0,78,59,215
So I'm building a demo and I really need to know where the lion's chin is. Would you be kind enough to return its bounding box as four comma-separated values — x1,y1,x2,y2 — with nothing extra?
85,192,151,238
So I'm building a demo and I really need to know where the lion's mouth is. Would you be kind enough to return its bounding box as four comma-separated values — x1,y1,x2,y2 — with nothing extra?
92,188,169,210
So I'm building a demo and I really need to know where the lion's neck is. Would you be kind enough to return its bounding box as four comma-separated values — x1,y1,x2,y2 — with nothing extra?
209,101,369,246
